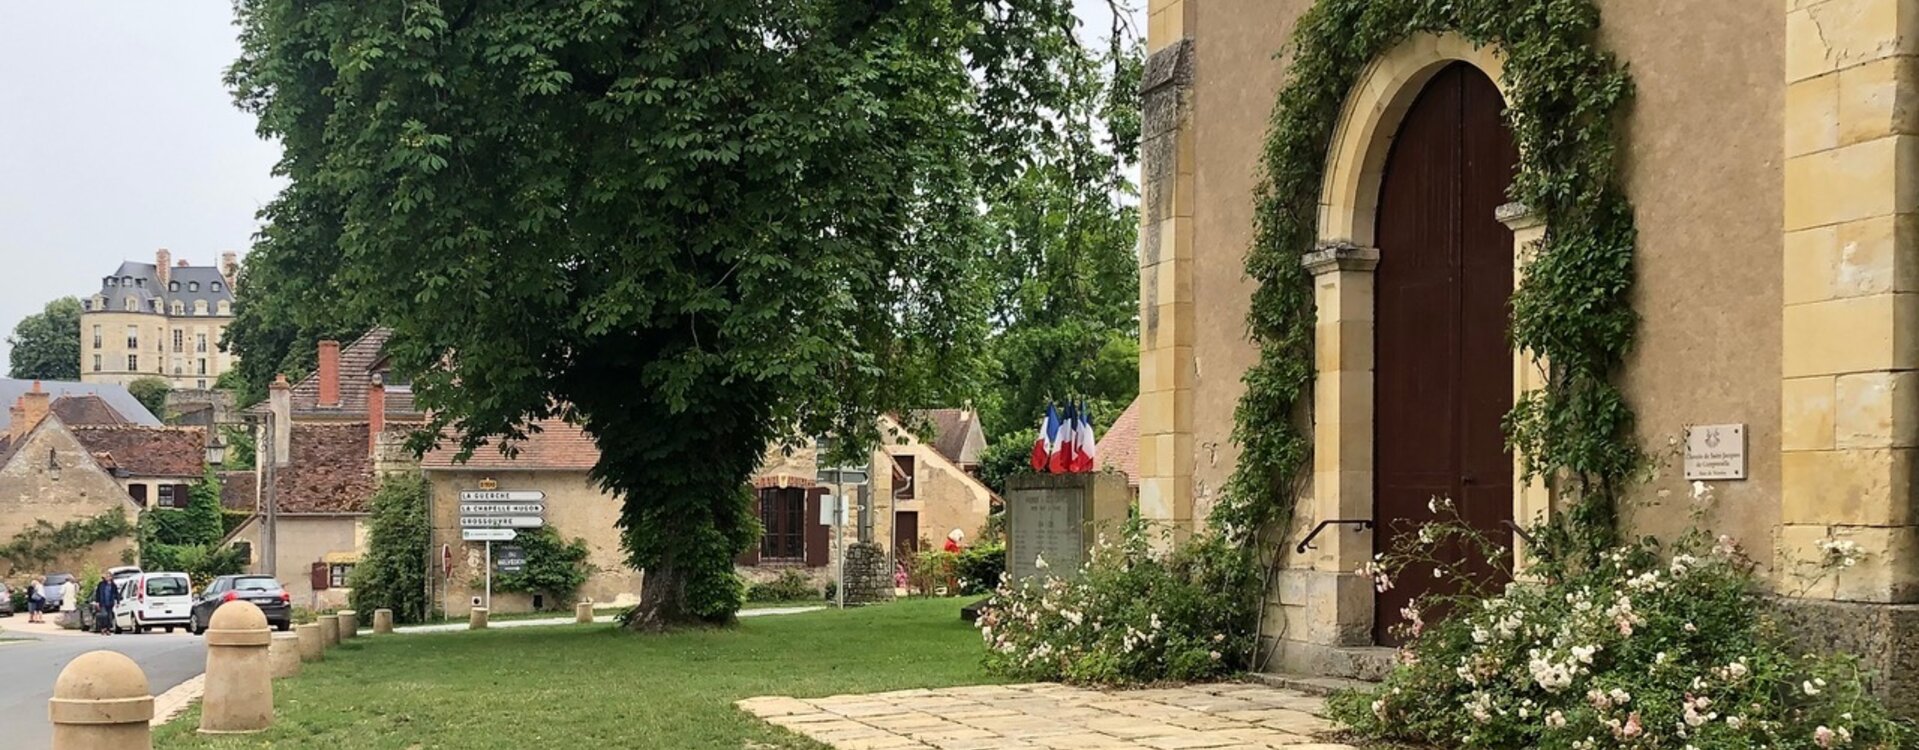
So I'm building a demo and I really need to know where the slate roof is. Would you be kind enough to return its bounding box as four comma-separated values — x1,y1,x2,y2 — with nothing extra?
1096,397,1140,489
420,418,600,472
90,261,233,312
274,423,377,514
911,408,987,466
50,395,129,427
0,379,159,433
264,328,421,419
69,425,207,479
218,471,257,512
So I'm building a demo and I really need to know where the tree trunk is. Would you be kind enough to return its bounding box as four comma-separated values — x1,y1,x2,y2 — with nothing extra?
622,559,688,631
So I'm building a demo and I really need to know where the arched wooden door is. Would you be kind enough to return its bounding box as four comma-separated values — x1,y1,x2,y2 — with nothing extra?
1372,62,1518,645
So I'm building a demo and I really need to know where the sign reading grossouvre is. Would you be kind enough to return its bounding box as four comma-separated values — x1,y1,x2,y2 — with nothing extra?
1684,423,1748,481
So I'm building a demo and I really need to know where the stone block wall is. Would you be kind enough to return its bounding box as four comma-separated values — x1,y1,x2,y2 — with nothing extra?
841,542,894,605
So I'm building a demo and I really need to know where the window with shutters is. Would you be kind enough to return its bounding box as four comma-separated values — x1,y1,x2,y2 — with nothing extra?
129,484,148,507
329,564,354,588
156,484,175,508
758,487,807,561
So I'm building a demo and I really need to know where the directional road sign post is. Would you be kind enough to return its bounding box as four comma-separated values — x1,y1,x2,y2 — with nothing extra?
459,489,546,609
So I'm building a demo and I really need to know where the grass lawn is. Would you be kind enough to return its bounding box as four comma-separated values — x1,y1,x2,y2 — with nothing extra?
154,598,997,749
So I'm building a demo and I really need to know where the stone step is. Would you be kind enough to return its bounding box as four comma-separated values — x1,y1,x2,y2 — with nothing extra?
1244,671,1379,697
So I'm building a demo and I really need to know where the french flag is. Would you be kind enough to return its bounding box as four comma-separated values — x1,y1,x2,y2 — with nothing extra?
1074,401,1097,473
1030,404,1061,471
1051,403,1078,474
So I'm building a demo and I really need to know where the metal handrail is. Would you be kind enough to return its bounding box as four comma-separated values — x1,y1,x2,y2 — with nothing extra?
1295,519,1376,554
1501,519,1536,545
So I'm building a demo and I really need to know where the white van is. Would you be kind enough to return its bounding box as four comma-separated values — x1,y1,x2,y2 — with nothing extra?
114,572,193,633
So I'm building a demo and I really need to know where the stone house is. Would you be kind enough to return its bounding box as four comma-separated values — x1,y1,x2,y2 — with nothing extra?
0,399,143,579
79,248,240,390
419,419,646,616
738,412,999,585
0,379,160,431
68,425,209,509
229,329,423,609
1135,0,1919,706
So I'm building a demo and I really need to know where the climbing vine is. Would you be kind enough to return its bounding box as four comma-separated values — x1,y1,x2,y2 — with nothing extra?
0,509,135,576
1219,0,1640,567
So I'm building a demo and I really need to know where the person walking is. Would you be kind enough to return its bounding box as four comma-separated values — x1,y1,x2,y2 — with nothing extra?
25,576,44,624
90,575,118,635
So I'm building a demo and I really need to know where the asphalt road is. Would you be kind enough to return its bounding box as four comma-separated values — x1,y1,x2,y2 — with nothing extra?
0,625,205,750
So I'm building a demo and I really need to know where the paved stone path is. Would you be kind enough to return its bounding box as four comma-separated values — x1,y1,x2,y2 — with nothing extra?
738,682,1360,750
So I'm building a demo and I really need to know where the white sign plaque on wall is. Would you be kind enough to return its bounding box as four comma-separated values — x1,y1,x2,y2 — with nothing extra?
1684,423,1748,481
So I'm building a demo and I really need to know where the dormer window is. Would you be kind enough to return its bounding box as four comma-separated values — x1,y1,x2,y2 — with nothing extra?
171,301,184,315
193,300,208,315
189,281,200,292
211,281,223,292
121,276,133,286
216,300,231,315
105,277,117,287
169,281,180,292
134,278,144,287
124,297,137,312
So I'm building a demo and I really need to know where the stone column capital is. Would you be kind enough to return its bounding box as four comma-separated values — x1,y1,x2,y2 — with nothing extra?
1496,202,1543,233
1303,243,1381,276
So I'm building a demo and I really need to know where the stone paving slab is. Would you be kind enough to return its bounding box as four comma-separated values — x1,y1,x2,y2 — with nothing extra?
738,682,1359,750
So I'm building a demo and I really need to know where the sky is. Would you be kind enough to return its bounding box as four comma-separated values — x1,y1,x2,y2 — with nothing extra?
0,1,1143,367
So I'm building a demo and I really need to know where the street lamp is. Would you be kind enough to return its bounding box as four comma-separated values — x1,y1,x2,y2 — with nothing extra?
206,432,227,467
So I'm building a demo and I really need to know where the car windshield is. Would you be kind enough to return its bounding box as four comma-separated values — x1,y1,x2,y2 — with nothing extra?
233,577,281,592
146,577,188,596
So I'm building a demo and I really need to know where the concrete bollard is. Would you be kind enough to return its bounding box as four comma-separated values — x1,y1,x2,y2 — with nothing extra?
49,650,153,750
575,601,594,624
200,601,273,734
338,610,359,639
373,609,394,634
268,633,302,679
469,607,488,630
295,623,324,662
318,614,340,647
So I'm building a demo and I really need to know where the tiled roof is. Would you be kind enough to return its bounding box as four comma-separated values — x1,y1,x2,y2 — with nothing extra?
219,471,257,512
0,379,160,432
69,425,207,479
50,395,128,427
420,418,600,471
274,423,376,514
1096,397,1140,488
276,328,421,418
911,408,985,466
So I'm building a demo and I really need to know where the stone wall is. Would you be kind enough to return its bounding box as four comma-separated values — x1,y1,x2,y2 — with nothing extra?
0,420,138,582
426,469,645,616
840,542,893,605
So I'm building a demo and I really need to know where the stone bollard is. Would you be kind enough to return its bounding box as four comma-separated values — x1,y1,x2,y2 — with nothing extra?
575,601,594,624
469,607,488,630
200,601,273,734
373,609,394,634
318,614,340,647
295,623,324,662
49,650,153,750
268,633,302,679
339,610,359,639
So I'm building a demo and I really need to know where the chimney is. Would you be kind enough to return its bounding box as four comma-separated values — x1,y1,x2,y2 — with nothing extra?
317,340,341,408
367,374,385,456
11,381,51,442
176,259,189,267
269,374,292,467
155,248,170,284
221,251,239,287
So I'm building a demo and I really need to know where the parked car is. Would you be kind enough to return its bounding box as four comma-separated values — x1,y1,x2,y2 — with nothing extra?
0,581,13,617
190,575,293,634
112,572,192,633
39,573,74,613
108,565,143,583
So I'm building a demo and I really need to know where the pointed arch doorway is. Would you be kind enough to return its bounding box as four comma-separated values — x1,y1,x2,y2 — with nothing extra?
1371,61,1519,646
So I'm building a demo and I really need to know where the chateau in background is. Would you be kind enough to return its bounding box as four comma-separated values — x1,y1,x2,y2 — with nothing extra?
80,248,239,390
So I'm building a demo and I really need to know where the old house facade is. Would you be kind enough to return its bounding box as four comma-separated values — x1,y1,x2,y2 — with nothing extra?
0,391,143,579
1138,0,1919,706
80,249,240,390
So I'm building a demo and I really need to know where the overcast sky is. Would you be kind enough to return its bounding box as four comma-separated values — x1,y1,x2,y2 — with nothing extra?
0,1,1142,366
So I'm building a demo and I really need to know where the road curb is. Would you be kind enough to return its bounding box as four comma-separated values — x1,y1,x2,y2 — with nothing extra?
151,673,205,727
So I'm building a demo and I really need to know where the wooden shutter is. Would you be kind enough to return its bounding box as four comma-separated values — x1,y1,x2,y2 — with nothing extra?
310,561,330,591
804,489,830,568
735,489,763,566
129,484,148,507
176,483,194,509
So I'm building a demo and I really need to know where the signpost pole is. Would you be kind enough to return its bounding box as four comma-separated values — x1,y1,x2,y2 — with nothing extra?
836,472,846,610
484,540,492,611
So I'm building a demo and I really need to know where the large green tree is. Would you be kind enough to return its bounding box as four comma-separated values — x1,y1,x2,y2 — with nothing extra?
7,296,82,381
230,0,1115,628
350,474,432,624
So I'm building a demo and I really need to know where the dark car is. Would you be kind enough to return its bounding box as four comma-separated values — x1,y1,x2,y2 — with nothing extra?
0,582,12,617
40,573,75,613
189,575,293,634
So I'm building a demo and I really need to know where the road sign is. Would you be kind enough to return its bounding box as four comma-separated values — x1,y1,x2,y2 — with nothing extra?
441,543,453,576
462,528,520,541
495,545,527,574
815,466,869,486
459,502,546,516
460,516,545,529
459,490,545,502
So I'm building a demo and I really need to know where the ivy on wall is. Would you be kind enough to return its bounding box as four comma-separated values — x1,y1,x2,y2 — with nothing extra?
1218,0,1640,567
0,509,136,576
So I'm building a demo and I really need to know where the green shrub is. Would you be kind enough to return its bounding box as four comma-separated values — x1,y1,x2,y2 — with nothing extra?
492,526,594,609
1327,499,1918,749
349,474,431,623
745,569,817,603
955,543,1005,595
978,521,1258,685
912,550,959,596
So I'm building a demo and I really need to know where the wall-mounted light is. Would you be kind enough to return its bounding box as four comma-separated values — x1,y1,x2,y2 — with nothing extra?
206,434,227,467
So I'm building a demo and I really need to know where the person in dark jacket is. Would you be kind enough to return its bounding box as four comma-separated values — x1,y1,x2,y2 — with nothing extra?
91,576,118,635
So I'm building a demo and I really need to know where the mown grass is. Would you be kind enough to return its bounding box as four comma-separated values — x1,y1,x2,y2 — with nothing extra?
155,598,995,749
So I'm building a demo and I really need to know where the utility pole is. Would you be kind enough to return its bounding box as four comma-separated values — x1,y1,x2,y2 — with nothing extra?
260,412,278,578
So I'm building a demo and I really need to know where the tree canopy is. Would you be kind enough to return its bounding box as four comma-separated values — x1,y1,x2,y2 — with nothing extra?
7,296,82,381
229,0,1128,626
127,377,171,421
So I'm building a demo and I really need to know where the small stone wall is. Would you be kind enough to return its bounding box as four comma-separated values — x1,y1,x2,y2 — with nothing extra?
841,542,893,605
